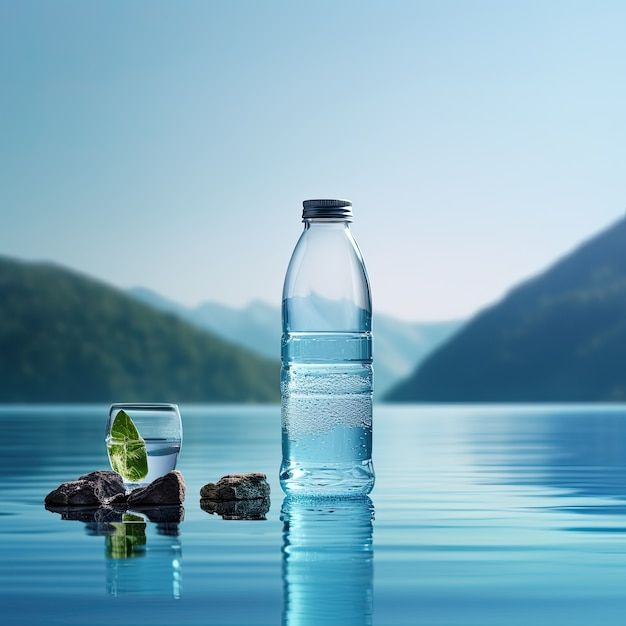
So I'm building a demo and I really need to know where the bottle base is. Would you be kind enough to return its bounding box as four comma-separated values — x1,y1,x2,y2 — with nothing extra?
280,460,375,497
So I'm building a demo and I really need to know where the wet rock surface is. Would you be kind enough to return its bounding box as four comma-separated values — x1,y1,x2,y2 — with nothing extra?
79,471,126,499
44,470,125,507
127,471,186,506
200,473,270,501
106,492,129,506
201,497,270,520
45,470,185,511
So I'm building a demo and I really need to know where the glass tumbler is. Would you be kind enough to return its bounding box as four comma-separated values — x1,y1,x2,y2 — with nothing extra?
106,403,182,488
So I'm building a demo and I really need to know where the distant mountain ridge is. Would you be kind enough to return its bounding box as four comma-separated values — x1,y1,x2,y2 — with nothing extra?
388,217,626,402
0,256,278,402
128,287,462,396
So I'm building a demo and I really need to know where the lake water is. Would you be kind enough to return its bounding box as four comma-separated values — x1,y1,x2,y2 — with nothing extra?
3,404,626,625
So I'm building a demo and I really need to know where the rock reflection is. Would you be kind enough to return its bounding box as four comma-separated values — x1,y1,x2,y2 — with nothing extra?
281,496,374,626
200,498,270,520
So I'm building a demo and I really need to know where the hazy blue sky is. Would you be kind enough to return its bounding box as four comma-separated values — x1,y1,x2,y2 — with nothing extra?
1,1,625,320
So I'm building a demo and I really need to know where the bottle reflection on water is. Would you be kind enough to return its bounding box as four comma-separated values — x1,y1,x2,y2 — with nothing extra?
281,496,374,626
105,514,183,599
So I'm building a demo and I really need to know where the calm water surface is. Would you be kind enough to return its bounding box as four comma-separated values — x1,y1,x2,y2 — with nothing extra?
2,404,626,625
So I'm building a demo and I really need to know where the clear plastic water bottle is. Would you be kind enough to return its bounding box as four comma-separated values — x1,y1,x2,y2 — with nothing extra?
280,199,374,496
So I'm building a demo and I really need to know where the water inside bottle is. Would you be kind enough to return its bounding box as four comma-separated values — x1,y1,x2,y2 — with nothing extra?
280,316,374,496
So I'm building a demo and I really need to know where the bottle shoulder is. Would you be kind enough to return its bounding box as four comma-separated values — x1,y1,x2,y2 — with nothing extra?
283,226,371,332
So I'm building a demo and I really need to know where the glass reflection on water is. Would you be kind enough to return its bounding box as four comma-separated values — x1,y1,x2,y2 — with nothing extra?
104,513,183,599
281,496,374,626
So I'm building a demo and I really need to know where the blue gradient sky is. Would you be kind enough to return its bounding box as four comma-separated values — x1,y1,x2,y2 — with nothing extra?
1,1,625,320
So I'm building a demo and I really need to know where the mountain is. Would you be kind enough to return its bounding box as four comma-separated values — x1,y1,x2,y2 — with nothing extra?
129,287,462,396
193,299,278,362
388,217,626,402
0,256,278,403
128,289,281,361
373,315,461,394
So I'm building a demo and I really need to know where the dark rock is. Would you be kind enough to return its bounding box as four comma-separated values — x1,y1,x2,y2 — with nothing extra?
127,470,185,506
78,471,125,499
200,473,270,501
45,481,100,506
44,470,124,507
106,492,129,506
45,470,186,527
201,497,270,520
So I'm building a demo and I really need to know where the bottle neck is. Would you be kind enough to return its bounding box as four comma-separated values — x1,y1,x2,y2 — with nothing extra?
303,219,351,230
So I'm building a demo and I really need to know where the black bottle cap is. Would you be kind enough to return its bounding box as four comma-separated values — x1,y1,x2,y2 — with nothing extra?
302,199,353,220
